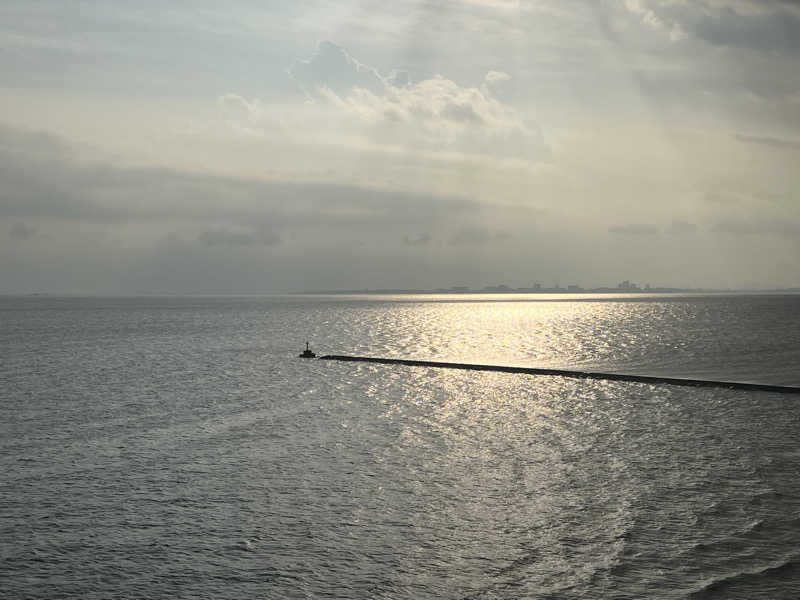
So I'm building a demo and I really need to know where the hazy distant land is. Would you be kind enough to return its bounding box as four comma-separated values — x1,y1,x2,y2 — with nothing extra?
301,282,800,295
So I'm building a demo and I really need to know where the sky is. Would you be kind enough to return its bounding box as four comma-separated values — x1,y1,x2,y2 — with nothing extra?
1,0,799,293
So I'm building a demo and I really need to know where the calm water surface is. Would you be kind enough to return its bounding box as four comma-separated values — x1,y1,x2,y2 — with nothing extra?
2,294,799,598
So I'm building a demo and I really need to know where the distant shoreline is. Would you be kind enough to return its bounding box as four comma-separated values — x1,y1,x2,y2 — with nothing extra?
300,287,800,295
3,289,799,298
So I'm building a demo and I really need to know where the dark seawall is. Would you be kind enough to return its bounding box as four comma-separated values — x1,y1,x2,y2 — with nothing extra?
318,355,800,395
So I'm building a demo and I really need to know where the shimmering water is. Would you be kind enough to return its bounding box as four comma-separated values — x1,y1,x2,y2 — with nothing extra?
2,294,799,598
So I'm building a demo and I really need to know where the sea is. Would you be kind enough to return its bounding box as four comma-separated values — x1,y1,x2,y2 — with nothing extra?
1,293,799,599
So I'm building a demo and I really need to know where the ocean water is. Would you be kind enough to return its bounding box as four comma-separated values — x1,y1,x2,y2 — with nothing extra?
1,293,799,599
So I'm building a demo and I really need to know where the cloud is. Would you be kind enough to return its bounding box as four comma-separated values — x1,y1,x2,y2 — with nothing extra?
449,226,512,245
692,3,800,56
624,0,687,41
0,123,489,255
9,222,37,240
403,232,432,246
285,41,548,163
621,1,800,55
0,125,477,229
753,191,793,203
217,94,262,125
704,192,740,205
198,228,281,248
481,70,513,96
735,133,800,151
608,224,659,235
711,218,800,236
289,40,386,97
668,220,698,234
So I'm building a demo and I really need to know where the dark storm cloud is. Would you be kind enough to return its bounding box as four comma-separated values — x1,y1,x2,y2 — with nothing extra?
608,224,659,235
735,134,800,151
0,126,475,231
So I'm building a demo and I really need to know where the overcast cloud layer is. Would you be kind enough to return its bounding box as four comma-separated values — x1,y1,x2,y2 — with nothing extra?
1,0,799,292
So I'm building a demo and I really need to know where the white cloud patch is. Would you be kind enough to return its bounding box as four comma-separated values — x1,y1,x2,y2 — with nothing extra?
289,40,386,97
285,41,548,163
624,0,687,41
217,94,263,128
481,70,513,97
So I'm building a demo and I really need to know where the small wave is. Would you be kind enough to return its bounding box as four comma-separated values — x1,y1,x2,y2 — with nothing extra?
686,556,800,598
493,550,538,576
743,518,764,533
225,539,256,553
678,517,782,561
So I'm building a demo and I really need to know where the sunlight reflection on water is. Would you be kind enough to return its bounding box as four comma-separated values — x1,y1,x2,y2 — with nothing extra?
325,294,799,385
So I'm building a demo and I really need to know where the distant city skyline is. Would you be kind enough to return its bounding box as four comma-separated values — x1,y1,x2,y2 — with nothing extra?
302,281,800,295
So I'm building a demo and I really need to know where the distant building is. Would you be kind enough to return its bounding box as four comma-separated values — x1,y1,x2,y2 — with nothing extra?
618,280,639,291
483,284,512,292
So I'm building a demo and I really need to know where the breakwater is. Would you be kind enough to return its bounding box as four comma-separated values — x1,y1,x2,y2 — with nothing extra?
318,355,800,394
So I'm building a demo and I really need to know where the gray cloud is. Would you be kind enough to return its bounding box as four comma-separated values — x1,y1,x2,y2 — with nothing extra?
711,218,800,237
198,228,281,248
704,192,740,205
9,222,37,240
668,220,698,234
403,232,432,247
608,224,659,235
711,218,800,236
753,191,793,203
691,4,800,56
624,1,800,56
0,126,475,230
735,134,800,151
449,226,511,246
